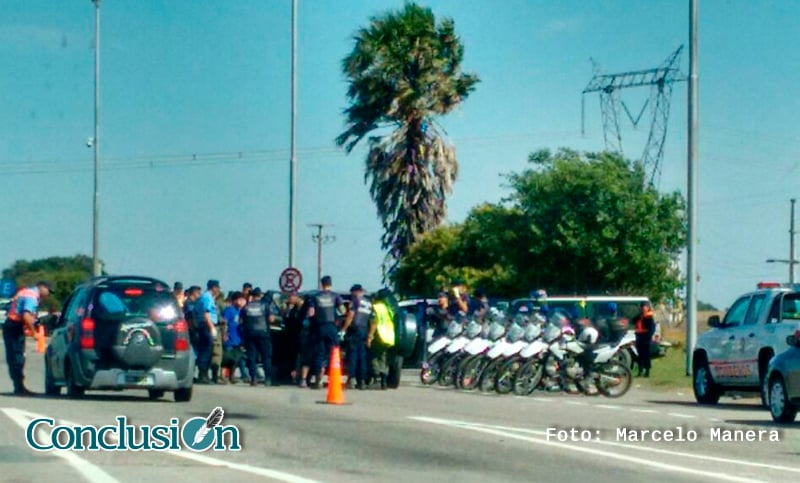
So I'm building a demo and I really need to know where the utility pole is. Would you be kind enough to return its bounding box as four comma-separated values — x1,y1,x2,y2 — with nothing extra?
309,224,335,287
791,198,796,284
686,0,699,376
288,0,298,269
91,0,101,277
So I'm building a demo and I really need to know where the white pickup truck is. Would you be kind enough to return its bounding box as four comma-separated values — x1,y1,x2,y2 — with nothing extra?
693,282,800,406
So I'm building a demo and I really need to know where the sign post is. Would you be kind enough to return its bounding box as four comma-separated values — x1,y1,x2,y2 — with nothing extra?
279,268,303,293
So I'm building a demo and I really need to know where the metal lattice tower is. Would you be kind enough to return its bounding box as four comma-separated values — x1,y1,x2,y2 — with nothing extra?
582,46,685,185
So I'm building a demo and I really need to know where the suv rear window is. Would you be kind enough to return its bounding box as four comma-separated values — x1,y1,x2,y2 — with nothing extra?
94,288,180,322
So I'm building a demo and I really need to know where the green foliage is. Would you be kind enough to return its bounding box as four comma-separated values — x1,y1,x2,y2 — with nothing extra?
337,2,479,277
2,255,99,311
394,149,688,301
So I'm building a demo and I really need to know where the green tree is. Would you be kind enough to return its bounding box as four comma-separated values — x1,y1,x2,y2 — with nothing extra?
2,255,99,310
394,149,688,301
698,300,718,311
337,2,479,278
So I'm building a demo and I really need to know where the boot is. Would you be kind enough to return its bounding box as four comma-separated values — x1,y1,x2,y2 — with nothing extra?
643,369,650,378
345,379,354,390
211,366,220,384
356,380,365,390
380,375,387,390
637,367,643,377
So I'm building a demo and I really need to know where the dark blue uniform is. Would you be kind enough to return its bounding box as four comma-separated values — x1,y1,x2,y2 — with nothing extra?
240,299,272,385
308,290,343,376
347,297,372,384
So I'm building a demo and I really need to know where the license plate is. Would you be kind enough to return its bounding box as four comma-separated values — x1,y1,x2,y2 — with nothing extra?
118,374,154,386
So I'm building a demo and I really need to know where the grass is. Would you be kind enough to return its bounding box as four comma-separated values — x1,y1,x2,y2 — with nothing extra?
635,323,693,391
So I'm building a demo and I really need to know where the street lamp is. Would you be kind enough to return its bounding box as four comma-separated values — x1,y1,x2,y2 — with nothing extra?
766,258,799,283
91,0,101,277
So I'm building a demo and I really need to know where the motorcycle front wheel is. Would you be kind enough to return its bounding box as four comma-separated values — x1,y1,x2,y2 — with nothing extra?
438,354,462,387
495,356,523,395
420,353,442,386
479,359,502,393
459,355,488,391
596,361,633,398
513,358,544,396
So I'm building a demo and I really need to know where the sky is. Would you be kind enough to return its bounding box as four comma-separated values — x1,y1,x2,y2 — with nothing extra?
2,0,799,309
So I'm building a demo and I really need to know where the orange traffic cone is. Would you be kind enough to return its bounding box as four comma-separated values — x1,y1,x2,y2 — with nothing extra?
325,346,346,405
35,326,46,353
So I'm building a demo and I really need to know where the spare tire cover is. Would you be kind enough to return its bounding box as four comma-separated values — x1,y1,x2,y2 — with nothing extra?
111,317,164,369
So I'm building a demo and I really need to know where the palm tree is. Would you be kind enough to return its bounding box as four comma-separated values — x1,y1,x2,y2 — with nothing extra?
337,2,479,278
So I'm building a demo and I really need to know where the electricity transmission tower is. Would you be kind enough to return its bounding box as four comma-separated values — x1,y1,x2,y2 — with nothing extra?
581,46,685,185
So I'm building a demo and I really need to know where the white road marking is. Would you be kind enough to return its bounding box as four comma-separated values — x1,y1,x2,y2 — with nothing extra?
409,416,800,477
667,413,697,419
1,408,120,483
565,400,587,406
3,408,320,483
630,409,658,414
594,404,622,410
527,397,555,402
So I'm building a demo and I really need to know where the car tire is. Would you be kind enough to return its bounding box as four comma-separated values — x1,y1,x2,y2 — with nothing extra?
44,355,61,396
693,358,720,405
65,363,85,399
768,375,797,423
148,389,165,400
386,355,402,389
174,387,192,403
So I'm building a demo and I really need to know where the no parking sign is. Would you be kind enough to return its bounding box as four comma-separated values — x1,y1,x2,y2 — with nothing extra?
279,268,302,293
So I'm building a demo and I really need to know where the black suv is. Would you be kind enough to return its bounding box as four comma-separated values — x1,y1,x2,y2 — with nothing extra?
44,276,194,402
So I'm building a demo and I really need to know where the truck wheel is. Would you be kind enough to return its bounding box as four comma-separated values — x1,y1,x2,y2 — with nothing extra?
386,355,402,389
769,375,797,423
693,358,720,405
44,355,61,396
174,387,192,402
65,363,85,399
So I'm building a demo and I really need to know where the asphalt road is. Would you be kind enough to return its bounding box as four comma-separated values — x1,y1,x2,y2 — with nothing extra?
0,341,798,483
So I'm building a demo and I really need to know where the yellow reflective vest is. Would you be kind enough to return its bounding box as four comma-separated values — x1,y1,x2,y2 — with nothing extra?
373,302,395,347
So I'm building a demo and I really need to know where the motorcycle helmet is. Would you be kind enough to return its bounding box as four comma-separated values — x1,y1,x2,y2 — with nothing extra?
466,320,483,338
488,321,506,341
523,322,542,342
446,321,463,338
506,323,525,343
578,326,599,345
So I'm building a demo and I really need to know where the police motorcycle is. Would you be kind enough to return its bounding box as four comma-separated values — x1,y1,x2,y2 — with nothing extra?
539,311,633,397
420,320,463,385
455,310,508,391
494,313,547,395
476,317,526,393
437,318,484,387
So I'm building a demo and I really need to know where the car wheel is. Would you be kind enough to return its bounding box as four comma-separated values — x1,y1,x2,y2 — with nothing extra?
65,363,85,399
44,355,61,396
769,375,797,423
693,358,720,405
148,389,165,400
174,387,192,402
386,355,402,389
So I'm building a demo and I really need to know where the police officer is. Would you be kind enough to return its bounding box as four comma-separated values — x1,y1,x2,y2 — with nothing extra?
368,289,395,390
306,276,345,389
633,302,656,377
341,284,371,390
4,281,51,395
240,288,273,386
194,280,221,384
447,279,470,320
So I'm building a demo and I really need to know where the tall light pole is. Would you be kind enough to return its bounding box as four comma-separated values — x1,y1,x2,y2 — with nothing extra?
92,0,101,277
686,0,699,375
288,0,298,269
790,198,796,284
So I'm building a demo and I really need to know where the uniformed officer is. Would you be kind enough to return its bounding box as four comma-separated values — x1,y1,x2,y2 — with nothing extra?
240,288,273,386
368,289,396,390
341,284,371,390
4,281,51,395
306,276,345,389
194,280,221,384
633,302,656,377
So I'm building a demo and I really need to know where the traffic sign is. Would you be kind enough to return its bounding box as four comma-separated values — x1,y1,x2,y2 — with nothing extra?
279,268,303,293
0,279,16,298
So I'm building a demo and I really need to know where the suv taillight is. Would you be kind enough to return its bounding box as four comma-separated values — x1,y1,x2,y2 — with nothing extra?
80,318,95,349
174,319,189,352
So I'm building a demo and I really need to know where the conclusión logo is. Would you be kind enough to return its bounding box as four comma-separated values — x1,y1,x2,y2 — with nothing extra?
25,407,241,452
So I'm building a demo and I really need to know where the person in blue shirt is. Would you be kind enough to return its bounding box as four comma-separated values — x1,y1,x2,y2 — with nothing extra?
4,281,51,396
222,292,249,383
194,279,221,384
